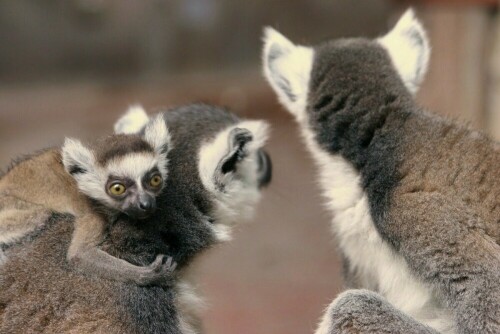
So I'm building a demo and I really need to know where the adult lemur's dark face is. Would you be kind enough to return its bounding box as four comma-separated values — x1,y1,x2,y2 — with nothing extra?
114,104,272,265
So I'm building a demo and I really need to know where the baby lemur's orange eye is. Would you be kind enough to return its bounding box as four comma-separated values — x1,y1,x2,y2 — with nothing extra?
149,175,163,188
109,183,126,196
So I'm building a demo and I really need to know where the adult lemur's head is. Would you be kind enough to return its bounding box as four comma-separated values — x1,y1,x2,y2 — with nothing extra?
262,9,430,124
114,104,272,264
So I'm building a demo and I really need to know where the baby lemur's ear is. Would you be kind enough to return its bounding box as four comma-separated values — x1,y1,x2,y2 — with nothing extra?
378,9,430,94
114,105,150,134
143,114,171,156
61,138,96,175
262,27,314,120
199,120,270,192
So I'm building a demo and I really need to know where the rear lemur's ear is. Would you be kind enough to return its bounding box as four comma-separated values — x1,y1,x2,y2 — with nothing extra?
61,138,95,175
143,114,171,156
378,9,430,94
199,120,270,192
262,27,314,120
114,105,150,134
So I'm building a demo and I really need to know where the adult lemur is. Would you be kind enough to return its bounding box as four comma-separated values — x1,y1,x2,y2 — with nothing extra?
263,9,499,334
0,104,271,333
0,115,175,286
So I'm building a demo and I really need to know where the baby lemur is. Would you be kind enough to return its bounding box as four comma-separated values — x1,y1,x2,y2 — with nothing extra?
0,114,175,286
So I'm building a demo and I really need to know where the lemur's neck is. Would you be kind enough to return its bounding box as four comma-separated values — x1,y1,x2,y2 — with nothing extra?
307,87,415,247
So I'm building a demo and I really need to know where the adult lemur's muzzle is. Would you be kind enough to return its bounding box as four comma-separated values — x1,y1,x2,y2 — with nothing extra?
257,150,272,188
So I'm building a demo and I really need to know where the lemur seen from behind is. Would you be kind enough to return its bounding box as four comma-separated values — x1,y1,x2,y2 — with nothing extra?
0,115,176,286
263,9,499,334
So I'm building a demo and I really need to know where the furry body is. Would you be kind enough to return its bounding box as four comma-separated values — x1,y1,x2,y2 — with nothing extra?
0,131,175,286
263,10,499,334
0,104,271,333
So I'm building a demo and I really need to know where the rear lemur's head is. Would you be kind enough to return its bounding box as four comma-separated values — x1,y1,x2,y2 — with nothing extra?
113,104,271,261
62,114,170,219
262,9,430,124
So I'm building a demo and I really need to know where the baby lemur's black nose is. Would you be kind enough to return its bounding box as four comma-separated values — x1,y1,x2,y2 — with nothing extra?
139,201,151,210
137,195,156,216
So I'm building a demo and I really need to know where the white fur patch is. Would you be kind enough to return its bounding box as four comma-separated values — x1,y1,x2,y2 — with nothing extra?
114,105,150,134
106,152,164,181
262,27,314,122
377,9,430,94
302,116,455,334
143,114,171,155
62,138,97,177
198,120,269,241
176,280,205,334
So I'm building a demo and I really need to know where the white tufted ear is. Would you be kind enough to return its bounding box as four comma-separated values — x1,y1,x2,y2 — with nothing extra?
61,138,96,176
114,105,150,134
198,120,270,241
378,9,430,94
143,114,171,158
262,27,314,120
199,120,270,193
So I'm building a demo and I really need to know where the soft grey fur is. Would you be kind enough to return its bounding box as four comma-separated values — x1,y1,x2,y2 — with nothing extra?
321,290,438,334
263,10,499,334
0,104,271,333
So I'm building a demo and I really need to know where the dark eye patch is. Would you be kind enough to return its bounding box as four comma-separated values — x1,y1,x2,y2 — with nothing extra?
142,167,163,190
105,176,135,197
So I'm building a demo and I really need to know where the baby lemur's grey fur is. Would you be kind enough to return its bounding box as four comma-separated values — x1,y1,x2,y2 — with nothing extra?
0,115,176,286
263,9,499,334
0,104,272,333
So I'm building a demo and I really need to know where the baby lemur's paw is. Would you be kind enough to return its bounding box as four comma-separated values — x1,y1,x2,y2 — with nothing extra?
138,254,177,287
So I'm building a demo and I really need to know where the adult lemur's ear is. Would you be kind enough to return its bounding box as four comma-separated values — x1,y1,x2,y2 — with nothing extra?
378,9,430,94
262,27,314,120
61,138,95,175
199,120,270,192
114,105,150,134
143,114,171,156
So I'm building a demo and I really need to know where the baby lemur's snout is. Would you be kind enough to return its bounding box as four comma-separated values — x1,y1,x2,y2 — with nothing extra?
126,192,157,219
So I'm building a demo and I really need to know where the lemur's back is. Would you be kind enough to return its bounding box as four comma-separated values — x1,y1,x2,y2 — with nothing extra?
263,9,500,333
396,111,500,243
0,149,84,215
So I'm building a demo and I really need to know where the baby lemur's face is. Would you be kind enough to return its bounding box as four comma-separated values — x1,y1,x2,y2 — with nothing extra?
114,104,272,247
62,115,171,219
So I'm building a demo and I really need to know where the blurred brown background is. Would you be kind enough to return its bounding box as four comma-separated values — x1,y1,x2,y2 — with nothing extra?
0,1,499,333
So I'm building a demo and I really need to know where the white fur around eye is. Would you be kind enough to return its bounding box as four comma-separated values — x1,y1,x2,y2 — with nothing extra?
68,152,168,209
377,9,430,94
262,27,314,122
